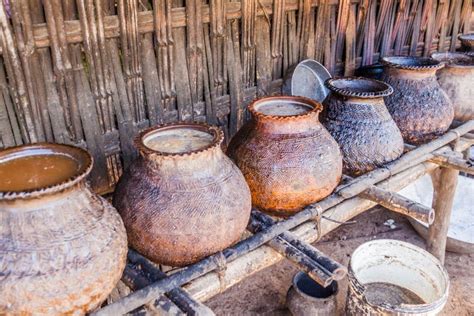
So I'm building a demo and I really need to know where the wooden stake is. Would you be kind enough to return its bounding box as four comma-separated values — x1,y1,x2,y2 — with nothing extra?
427,167,459,264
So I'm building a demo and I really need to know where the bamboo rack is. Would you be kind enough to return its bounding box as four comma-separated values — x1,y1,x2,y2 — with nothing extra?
0,0,471,194
94,120,474,315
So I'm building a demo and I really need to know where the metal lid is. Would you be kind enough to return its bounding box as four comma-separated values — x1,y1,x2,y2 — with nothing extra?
282,59,332,102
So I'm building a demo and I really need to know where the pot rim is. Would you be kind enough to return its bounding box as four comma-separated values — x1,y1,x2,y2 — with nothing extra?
0,143,93,201
459,33,474,43
431,52,474,69
136,122,224,158
380,56,444,71
291,271,339,302
325,76,393,98
248,95,323,121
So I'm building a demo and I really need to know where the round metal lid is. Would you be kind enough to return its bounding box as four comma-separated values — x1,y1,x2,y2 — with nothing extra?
283,59,332,102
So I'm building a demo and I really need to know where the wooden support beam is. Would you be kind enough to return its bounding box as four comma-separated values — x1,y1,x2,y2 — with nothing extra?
430,151,474,175
128,250,215,316
427,167,459,264
122,266,185,316
360,185,435,224
247,212,346,288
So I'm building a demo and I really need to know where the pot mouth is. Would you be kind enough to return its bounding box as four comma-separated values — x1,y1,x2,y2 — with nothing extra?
292,271,338,300
381,56,444,71
459,33,474,44
248,96,322,121
431,52,474,68
0,143,92,200
325,77,393,98
137,122,224,157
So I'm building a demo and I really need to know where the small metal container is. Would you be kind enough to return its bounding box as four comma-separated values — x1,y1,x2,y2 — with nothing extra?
286,271,338,316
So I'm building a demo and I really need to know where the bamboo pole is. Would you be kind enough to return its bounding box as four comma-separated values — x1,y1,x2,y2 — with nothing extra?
94,129,473,315
430,151,474,175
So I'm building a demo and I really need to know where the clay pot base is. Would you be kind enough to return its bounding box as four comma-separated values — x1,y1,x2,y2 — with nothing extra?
0,144,90,194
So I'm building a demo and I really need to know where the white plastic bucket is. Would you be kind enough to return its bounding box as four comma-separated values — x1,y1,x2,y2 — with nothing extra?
346,239,449,315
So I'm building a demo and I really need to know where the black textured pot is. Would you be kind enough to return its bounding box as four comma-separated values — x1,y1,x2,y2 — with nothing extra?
380,56,454,145
323,77,404,176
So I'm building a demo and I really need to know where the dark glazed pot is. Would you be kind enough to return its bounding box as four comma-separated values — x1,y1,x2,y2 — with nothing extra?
227,96,342,216
113,123,251,267
286,272,338,316
380,56,454,144
323,77,404,176
459,34,474,52
431,52,474,122
0,143,127,314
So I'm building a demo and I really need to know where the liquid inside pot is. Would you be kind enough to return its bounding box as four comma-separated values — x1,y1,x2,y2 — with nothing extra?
364,282,425,306
143,127,215,154
255,100,312,116
0,153,80,192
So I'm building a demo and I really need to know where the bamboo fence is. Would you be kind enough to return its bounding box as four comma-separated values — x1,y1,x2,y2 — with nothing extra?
0,0,472,193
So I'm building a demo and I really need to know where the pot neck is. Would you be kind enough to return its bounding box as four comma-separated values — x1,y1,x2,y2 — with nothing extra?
140,145,226,171
385,67,437,80
0,181,88,210
338,95,385,105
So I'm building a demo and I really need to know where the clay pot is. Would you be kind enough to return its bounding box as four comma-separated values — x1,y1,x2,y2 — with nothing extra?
459,33,474,52
286,272,338,316
380,56,454,145
431,52,474,122
323,77,404,176
113,123,251,267
0,143,127,314
227,96,342,216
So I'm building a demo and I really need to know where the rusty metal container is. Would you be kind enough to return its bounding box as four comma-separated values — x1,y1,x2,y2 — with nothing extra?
227,96,342,216
346,239,449,316
113,123,251,267
323,77,404,176
286,271,338,316
380,56,454,145
0,143,127,314
431,52,474,122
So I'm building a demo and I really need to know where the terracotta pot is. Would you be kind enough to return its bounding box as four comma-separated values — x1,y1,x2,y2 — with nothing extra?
286,272,338,316
227,96,342,216
323,77,404,176
431,52,474,122
380,56,454,145
0,143,127,314
459,33,474,52
113,123,251,267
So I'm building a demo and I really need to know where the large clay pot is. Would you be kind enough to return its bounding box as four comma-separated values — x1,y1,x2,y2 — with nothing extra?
227,96,342,216
323,77,404,176
431,52,474,122
0,143,127,314
113,123,251,267
380,56,454,145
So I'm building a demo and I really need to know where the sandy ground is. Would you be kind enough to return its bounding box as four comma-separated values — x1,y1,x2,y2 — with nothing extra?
205,206,474,315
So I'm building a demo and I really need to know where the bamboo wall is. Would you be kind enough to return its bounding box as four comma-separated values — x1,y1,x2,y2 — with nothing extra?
0,0,472,193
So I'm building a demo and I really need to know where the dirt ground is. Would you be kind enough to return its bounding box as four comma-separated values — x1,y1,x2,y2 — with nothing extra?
205,206,474,315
